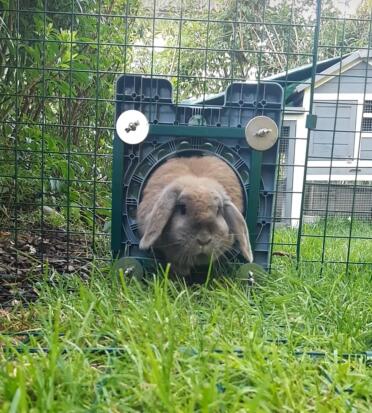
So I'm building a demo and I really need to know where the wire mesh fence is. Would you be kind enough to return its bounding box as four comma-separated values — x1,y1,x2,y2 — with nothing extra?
1,0,372,305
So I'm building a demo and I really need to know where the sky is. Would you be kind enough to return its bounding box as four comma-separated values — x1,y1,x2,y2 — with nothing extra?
335,0,363,14
142,0,365,16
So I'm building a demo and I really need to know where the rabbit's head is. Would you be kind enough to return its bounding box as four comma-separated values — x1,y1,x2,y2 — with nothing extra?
138,174,253,275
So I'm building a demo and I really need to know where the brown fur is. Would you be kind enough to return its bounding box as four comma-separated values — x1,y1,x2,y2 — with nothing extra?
137,156,252,275
138,156,244,222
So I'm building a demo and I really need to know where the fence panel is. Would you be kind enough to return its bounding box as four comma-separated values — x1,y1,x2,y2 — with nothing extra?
1,0,371,305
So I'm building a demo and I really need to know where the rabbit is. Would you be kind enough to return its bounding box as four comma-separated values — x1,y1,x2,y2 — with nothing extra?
136,155,253,276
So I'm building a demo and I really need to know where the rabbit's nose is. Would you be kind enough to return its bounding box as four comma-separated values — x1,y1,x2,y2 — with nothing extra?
197,237,212,246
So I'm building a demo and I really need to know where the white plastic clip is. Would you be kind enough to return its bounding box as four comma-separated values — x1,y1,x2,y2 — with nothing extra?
245,116,278,151
116,110,149,144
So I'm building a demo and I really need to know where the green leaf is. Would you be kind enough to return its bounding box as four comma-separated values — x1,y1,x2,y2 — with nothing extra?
9,388,21,413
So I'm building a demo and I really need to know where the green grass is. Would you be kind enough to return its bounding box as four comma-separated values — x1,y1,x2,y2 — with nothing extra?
0,227,372,412
273,219,372,269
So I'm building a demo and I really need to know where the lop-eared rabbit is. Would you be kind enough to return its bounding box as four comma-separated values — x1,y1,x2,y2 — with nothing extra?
137,156,253,275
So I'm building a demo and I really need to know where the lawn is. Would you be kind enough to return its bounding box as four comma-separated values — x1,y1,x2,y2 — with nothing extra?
0,225,371,412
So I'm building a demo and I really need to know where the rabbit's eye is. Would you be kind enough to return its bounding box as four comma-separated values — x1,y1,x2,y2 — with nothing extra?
176,203,187,215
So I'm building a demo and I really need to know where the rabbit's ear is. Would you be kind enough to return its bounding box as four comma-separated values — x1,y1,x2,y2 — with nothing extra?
224,201,253,263
139,184,180,250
